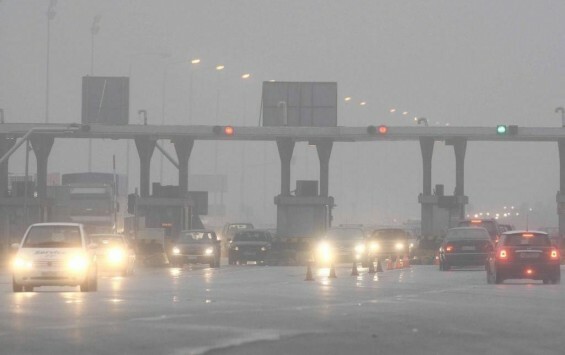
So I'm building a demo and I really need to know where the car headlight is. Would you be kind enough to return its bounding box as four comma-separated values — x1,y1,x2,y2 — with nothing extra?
317,241,333,262
205,247,214,256
172,246,180,255
260,246,268,251
67,255,88,271
354,244,365,254
395,242,405,251
369,242,379,252
107,248,124,263
13,257,33,270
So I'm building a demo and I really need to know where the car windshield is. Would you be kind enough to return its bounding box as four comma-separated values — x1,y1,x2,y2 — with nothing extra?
23,225,82,248
503,234,551,247
446,228,490,240
326,228,364,240
233,231,269,242
458,220,497,236
178,232,214,243
370,229,409,240
90,235,125,247
228,224,254,231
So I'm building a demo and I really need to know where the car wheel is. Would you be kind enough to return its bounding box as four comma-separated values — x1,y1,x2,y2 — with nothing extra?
80,278,90,292
214,258,220,268
552,271,561,284
89,274,98,292
543,278,551,284
12,278,23,293
443,262,450,271
23,285,34,292
487,268,496,284
494,270,504,284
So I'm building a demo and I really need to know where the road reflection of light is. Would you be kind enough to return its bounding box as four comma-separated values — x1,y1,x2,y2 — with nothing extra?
372,274,379,282
317,268,329,278
108,298,123,304
111,277,123,292
169,268,181,278
203,269,213,284
205,299,212,304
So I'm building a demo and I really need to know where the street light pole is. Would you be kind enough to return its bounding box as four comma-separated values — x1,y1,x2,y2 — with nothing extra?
45,0,56,123
88,15,101,172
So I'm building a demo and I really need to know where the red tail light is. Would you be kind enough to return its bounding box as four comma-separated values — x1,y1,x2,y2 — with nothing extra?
445,244,454,252
498,249,508,260
550,249,559,260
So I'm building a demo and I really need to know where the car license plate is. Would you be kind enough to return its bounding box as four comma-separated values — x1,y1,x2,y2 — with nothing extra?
461,246,476,251
41,271,58,277
520,253,539,259
186,256,198,261
244,251,256,256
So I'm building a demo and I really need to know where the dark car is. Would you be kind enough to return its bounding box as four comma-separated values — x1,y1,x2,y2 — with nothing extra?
458,219,500,242
438,227,493,271
486,231,561,284
314,227,366,265
363,228,414,264
228,230,272,265
170,230,221,268
90,234,136,276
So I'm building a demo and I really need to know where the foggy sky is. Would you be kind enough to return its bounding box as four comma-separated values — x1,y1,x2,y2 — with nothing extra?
1,0,565,228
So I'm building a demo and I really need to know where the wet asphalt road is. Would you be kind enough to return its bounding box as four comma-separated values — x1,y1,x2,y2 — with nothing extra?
1,262,564,355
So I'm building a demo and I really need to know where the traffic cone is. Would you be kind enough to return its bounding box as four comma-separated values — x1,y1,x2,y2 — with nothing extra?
394,257,402,269
368,260,376,274
304,261,314,281
329,263,337,278
376,259,384,273
351,261,359,276
403,255,410,268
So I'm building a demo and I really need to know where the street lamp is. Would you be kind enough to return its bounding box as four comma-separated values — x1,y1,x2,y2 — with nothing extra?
88,15,101,173
239,73,252,218
160,57,201,183
45,0,56,123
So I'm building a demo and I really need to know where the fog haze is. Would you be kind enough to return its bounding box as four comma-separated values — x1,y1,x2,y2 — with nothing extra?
1,0,564,228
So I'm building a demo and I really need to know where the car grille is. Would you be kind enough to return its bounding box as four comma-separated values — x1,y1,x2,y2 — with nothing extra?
34,260,66,268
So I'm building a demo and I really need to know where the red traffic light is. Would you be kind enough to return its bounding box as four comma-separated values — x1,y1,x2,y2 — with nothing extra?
224,125,234,136
213,125,235,136
367,125,389,135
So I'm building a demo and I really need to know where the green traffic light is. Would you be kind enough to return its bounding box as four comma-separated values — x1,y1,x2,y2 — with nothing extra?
496,125,508,134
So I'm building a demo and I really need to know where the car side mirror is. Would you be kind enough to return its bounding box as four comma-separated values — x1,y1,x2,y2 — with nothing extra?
11,243,20,250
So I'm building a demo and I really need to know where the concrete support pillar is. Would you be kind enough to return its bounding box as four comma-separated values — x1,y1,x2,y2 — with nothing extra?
135,136,156,197
173,137,194,194
0,135,15,197
277,138,295,196
315,140,333,197
420,137,434,236
557,140,565,246
453,139,467,220
30,135,54,222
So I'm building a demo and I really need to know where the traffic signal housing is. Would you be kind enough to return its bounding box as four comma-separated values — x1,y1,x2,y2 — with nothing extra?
496,125,518,136
367,125,388,135
213,125,235,136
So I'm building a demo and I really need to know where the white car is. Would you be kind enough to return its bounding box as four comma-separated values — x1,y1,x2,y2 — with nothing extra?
11,223,98,293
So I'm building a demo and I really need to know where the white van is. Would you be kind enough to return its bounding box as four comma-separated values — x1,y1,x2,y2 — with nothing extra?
11,223,98,292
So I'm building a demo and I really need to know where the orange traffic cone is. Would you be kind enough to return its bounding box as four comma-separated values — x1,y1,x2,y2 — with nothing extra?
368,260,376,274
394,257,402,269
351,261,359,276
376,259,384,273
329,263,337,278
305,261,314,281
